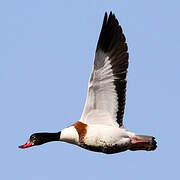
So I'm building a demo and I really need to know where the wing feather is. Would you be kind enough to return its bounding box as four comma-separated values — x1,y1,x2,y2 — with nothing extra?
80,12,129,127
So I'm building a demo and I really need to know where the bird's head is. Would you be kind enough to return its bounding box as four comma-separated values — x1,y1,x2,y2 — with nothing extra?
19,132,61,149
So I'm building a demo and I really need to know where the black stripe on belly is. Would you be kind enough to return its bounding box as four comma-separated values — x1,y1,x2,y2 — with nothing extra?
80,143,129,154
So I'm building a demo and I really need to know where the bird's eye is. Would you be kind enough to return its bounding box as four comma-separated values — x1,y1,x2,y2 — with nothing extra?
30,135,37,142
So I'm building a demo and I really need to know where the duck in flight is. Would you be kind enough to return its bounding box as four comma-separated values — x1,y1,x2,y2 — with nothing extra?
19,12,157,154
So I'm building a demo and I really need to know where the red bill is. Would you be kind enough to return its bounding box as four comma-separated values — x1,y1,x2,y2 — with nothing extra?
19,140,33,149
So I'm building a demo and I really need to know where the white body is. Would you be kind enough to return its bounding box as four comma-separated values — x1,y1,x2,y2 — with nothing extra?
61,125,135,148
84,125,135,147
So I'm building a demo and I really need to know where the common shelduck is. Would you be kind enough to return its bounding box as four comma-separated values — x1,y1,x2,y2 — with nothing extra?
19,12,157,154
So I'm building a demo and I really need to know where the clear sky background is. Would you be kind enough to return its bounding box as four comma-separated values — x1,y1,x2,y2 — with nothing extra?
1,0,180,179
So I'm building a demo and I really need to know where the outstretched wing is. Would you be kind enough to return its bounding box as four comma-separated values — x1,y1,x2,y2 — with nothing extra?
80,12,129,127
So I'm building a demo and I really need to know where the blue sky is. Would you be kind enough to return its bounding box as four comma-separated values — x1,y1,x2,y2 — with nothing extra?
1,0,180,179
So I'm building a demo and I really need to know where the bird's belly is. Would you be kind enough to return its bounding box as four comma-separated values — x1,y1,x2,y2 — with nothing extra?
81,125,132,154
81,136,131,154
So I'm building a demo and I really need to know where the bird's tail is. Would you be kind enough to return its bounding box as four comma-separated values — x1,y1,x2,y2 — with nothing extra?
129,135,157,151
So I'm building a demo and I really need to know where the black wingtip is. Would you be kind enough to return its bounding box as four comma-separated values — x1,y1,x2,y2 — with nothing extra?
104,11,117,24
103,12,108,26
97,12,122,53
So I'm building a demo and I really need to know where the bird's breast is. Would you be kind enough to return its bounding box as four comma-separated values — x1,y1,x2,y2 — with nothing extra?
60,126,79,145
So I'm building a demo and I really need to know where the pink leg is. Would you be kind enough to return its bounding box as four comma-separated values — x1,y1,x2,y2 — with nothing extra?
130,138,150,151
131,138,149,144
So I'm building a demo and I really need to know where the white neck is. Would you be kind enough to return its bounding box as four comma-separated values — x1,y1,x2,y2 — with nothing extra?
60,126,79,145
